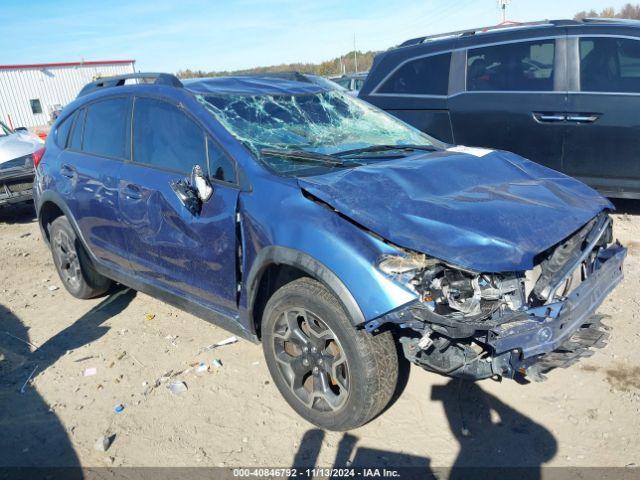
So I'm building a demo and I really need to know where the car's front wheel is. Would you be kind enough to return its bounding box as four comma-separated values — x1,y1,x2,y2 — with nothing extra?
49,216,111,299
262,277,398,430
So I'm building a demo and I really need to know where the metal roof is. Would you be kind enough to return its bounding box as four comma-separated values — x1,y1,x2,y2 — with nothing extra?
0,60,135,71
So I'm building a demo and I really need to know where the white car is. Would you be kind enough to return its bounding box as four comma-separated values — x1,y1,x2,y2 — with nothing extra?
0,120,44,207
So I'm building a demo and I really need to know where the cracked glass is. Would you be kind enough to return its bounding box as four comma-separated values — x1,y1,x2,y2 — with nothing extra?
197,89,435,176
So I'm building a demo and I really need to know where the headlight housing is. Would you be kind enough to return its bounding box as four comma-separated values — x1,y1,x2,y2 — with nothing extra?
378,253,526,320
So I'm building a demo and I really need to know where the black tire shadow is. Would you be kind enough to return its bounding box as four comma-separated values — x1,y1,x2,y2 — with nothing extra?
0,287,136,471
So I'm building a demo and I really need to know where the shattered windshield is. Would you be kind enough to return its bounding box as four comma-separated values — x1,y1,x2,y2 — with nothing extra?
197,89,437,176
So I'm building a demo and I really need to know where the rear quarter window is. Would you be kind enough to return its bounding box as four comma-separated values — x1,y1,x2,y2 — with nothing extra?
377,52,451,95
55,112,76,149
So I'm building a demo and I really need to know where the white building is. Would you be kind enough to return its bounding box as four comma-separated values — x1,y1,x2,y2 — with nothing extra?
0,60,136,129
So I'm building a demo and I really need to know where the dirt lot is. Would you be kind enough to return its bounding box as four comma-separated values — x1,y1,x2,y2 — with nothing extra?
1,201,639,471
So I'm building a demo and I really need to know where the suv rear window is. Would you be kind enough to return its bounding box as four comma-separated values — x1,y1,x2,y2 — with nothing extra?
377,52,451,95
83,97,131,159
580,37,640,93
467,39,555,92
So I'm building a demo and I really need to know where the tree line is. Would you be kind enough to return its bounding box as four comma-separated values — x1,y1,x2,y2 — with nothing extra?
177,4,640,80
575,3,640,20
176,50,377,79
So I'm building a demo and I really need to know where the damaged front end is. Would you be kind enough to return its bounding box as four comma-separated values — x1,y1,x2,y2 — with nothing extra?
367,212,626,382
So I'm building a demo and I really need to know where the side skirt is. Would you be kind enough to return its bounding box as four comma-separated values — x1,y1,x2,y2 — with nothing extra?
95,262,259,344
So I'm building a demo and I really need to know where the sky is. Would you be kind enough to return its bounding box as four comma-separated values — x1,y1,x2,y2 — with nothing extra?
0,0,634,73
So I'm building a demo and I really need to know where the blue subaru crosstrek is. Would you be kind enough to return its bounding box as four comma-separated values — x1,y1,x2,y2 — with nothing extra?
34,72,626,430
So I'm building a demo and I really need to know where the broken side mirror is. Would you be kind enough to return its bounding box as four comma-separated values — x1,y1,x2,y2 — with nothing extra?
171,179,201,216
192,165,213,202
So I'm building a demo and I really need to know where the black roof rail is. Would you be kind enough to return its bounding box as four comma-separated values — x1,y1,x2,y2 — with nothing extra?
77,72,183,98
399,20,561,47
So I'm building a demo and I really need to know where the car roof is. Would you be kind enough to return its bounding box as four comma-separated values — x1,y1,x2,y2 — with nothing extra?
395,18,640,50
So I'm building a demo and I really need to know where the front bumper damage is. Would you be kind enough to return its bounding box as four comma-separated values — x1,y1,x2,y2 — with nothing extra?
366,243,626,382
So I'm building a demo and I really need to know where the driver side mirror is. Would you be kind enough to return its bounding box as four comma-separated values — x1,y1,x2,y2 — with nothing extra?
192,165,213,202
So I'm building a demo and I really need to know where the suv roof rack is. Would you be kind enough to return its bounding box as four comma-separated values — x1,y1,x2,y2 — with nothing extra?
77,72,183,98
399,17,640,48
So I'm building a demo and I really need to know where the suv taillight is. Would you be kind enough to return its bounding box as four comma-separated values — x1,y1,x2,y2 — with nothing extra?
33,148,45,169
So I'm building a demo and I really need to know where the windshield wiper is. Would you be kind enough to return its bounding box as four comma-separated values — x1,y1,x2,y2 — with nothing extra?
260,148,347,166
334,144,438,157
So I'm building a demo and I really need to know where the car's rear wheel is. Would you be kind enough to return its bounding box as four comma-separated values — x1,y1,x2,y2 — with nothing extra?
49,216,111,299
262,277,398,430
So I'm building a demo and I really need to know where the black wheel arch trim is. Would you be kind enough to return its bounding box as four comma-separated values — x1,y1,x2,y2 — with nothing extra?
246,246,367,330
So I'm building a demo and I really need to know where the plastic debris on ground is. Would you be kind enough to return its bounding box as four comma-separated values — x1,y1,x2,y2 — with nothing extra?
144,313,156,321
94,435,114,452
114,404,125,413
168,381,188,396
212,359,223,368
199,336,238,353
83,367,97,377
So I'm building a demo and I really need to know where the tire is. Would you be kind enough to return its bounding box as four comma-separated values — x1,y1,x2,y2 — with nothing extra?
49,216,111,299
262,277,398,430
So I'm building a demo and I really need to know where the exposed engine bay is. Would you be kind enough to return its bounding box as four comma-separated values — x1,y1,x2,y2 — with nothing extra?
368,211,626,382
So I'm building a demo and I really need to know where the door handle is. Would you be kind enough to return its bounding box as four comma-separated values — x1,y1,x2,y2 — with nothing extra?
532,113,566,123
566,114,600,123
60,164,76,178
122,184,142,200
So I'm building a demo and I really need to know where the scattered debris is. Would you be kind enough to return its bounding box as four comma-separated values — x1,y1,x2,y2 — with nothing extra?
196,362,208,374
20,364,39,394
212,359,223,368
168,381,188,396
19,232,31,238
199,336,238,353
144,313,156,321
94,434,115,452
114,404,125,413
48,285,59,291
74,356,95,363
83,367,97,377
116,351,127,361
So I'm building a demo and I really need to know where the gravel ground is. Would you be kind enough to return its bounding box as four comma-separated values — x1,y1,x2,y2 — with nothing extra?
0,200,639,471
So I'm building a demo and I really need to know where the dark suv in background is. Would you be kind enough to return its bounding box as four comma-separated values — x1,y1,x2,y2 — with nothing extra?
360,18,640,199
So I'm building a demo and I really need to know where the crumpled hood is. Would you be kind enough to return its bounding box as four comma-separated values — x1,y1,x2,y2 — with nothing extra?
0,132,42,165
298,149,612,272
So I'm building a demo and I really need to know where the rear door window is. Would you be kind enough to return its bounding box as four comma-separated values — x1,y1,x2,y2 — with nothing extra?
377,52,451,95
83,97,131,159
580,37,640,93
467,39,556,91
133,97,206,174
